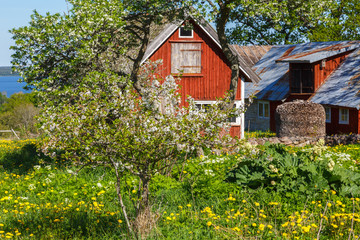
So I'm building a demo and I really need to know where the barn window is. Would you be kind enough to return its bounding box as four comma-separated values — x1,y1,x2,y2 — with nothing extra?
195,103,211,112
325,107,331,123
258,101,269,119
290,65,314,93
195,101,241,125
339,108,349,124
179,27,193,38
171,43,201,74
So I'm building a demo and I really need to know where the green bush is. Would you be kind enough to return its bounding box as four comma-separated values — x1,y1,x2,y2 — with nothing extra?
227,143,360,196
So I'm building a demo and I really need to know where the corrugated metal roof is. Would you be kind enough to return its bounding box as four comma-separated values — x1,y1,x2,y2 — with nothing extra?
232,45,272,67
246,45,294,101
310,48,360,109
246,41,360,103
276,41,360,63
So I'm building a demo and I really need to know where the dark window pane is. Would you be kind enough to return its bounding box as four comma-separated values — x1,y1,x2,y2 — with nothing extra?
291,70,301,93
291,67,313,93
302,69,313,93
228,116,236,123
228,104,237,123
264,103,269,117
259,102,264,117
180,27,192,37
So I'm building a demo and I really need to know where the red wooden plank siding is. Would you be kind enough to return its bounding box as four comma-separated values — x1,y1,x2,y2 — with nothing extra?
313,52,348,91
326,107,359,135
230,126,241,138
270,101,282,132
358,110,360,134
149,21,242,104
148,21,243,137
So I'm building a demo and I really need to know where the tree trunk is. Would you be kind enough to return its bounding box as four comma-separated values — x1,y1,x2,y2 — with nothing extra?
139,177,150,211
134,176,155,239
110,159,134,237
215,1,240,108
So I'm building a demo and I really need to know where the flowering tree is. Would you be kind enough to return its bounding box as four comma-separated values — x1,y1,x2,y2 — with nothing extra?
39,61,240,235
11,0,242,236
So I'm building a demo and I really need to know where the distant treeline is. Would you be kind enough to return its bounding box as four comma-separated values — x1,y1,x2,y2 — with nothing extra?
0,67,19,76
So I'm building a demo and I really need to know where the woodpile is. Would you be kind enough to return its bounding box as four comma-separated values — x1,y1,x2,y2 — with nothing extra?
275,100,326,137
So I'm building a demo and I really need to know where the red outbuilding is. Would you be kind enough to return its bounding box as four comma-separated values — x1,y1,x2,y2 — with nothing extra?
141,18,260,138
245,41,360,135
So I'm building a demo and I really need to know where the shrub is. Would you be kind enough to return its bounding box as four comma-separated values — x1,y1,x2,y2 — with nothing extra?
227,142,360,196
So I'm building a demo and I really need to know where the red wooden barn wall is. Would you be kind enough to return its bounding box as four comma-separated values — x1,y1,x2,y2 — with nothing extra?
358,110,360,134
326,107,359,135
314,52,357,134
269,101,282,132
230,126,241,138
148,21,243,137
313,52,348,91
148,21,242,104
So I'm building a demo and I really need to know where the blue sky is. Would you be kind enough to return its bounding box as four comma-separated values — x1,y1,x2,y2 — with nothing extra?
0,0,68,66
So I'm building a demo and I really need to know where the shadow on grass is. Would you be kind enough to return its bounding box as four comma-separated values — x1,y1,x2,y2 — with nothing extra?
0,143,46,174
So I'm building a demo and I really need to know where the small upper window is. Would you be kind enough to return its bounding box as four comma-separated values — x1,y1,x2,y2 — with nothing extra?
325,107,331,123
179,27,193,38
339,108,349,124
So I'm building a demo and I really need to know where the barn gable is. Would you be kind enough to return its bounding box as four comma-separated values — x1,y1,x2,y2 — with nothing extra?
142,18,260,84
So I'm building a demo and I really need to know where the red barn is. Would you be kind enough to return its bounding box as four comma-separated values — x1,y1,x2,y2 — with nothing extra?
141,18,260,138
245,41,360,135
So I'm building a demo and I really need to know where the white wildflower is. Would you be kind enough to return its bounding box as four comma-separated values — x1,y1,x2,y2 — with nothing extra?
34,165,41,170
204,169,215,176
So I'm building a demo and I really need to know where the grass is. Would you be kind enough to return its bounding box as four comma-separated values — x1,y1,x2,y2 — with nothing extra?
245,130,276,139
0,139,359,239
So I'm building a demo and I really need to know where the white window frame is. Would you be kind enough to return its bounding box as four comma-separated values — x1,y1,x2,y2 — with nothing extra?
325,107,331,123
339,108,349,124
179,26,193,38
194,100,242,126
258,101,270,119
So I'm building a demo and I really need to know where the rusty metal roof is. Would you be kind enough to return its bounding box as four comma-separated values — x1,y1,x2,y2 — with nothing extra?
310,48,360,109
276,41,360,63
245,45,294,100
232,45,272,67
246,41,360,104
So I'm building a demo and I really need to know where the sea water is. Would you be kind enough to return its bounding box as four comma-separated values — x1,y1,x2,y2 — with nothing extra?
0,76,31,97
